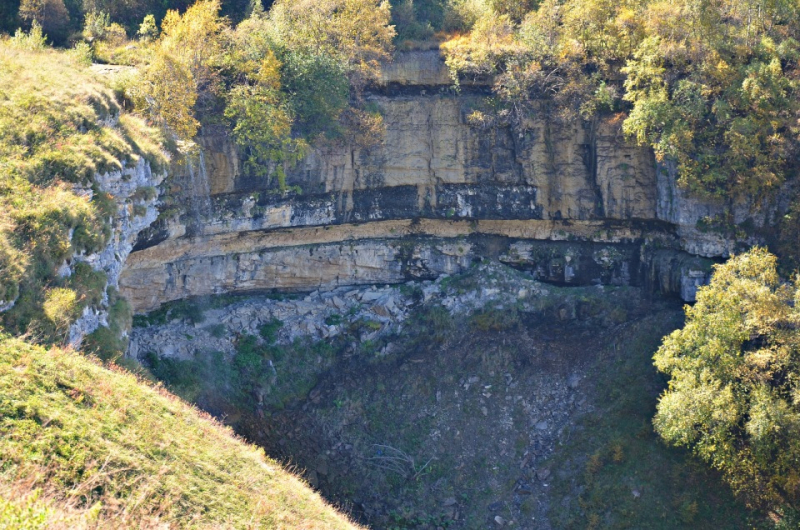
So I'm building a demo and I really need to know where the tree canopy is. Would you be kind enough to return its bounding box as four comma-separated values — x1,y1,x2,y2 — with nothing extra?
654,247,800,513
122,0,392,186
440,0,800,199
267,0,394,86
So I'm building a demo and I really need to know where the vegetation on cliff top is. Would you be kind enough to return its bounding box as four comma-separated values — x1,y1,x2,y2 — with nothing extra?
13,0,798,200
7,0,799,201
0,334,360,528
2,0,249,43
116,0,394,188
434,0,800,199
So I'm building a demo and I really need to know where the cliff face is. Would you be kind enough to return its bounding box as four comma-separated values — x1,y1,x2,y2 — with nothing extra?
121,51,770,313
68,159,164,346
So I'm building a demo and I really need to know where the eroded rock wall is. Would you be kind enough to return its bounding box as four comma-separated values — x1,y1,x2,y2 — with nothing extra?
69,158,164,346
199,96,658,223
120,51,758,313
122,219,678,312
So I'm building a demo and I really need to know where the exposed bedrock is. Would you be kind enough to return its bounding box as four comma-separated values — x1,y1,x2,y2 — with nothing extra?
122,51,781,313
69,159,164,346
121,218,710,312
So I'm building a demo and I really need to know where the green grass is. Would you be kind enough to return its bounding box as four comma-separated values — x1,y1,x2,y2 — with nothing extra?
0,334,361,529
546,311,764,529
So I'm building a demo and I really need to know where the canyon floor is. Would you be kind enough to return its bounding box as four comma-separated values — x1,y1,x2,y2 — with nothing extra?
131,263,760,529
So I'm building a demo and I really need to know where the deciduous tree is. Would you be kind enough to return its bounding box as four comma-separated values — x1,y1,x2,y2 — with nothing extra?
267,0,394,85
129,0,225,141
654,247,800,512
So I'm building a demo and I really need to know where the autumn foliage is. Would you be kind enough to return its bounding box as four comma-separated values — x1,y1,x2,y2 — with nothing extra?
655,248,800,514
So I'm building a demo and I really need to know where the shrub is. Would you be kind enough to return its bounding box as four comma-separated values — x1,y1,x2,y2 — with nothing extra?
470,306,519,332
42,288,79,338
80,289,131,361
68,41,93,66
9,21,47,50
258,318,283,343
234,334,265,373
325,313,343,326
69,262,107,308
206,323,227,338
82,326,124,362
411,305,453,345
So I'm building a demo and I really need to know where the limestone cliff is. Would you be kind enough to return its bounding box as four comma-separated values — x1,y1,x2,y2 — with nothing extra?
68,159,164,346
121,51,775,313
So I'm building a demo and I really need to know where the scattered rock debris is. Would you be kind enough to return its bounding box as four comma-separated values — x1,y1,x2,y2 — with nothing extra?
132,262,675,529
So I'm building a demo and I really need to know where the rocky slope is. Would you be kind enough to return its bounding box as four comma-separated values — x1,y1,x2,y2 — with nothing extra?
120,50,782,313
127,262,755,529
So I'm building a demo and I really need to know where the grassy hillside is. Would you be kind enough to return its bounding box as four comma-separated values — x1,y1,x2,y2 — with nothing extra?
0,33,360,529
0,34,165,345
0,335,360,529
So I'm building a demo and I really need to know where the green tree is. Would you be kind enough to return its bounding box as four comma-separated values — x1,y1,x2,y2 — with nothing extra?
81,9,109,40
245,0,265,18
224,44,302,187
267,0,395,86
391,0,435,41
622,30,800,198
654,247,800,512
279,49,349,139
129,0,226,141
131,51,200,141
488,0,536,22
137,13,157,41
158,0,226,102
18,0,69,41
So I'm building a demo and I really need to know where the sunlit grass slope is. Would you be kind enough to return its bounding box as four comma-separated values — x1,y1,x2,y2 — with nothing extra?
0,35,165,343
0,335,361,529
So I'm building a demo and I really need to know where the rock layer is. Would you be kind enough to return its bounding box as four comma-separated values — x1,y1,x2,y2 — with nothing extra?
121,51,774,313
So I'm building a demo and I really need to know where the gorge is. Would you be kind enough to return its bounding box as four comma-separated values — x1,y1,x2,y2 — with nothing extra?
119,50,773,528
4,0,799,525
